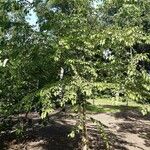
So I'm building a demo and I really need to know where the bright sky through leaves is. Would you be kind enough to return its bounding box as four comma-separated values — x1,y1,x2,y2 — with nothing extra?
27,0,33,3
26,0,102,27
26,0,38,29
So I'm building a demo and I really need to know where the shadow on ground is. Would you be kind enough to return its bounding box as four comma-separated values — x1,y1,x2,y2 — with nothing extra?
0,105,150,150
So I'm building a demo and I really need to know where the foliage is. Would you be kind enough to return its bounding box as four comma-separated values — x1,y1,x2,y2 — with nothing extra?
0,0,150,149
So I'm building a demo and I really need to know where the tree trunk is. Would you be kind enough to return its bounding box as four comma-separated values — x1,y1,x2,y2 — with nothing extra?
77,89,88,150
82,98,88,150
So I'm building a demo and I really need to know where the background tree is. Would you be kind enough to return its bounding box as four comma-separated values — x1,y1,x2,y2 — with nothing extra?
95,0,150,104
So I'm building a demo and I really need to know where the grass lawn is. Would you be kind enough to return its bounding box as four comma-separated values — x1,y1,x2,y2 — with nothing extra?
86,98,150,114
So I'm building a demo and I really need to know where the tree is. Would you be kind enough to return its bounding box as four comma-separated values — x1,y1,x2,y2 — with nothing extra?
99,0,150,104
0,0,150,149
34,0,150,148
34,1,100,149
0,0,31,115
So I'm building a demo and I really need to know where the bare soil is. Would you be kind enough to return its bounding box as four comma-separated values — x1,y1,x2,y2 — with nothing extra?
0,107,150,150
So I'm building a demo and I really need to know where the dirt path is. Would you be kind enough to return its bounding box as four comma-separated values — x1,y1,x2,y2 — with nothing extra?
91,113,150,150
1,110,150,150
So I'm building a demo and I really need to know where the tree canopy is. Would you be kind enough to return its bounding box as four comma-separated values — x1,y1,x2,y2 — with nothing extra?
0,0,150,149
